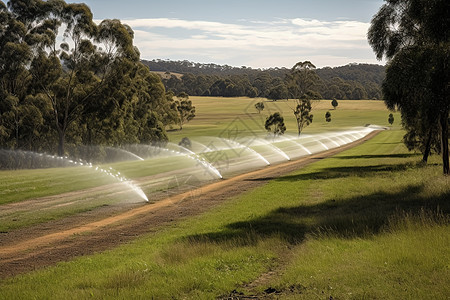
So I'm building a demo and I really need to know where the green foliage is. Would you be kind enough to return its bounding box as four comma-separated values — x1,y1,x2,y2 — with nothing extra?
287,62,318,136
325,111,331,122
265,112,286,136
331,98,338,109
388,113,394,125
175,97,195,130
254,101,264,114
267,83,289,101
146,59,384,100
292,99,314,136
369,0,450,173
0,0,177,155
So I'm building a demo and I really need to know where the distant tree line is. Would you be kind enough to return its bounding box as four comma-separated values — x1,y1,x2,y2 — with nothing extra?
142,59,384,100
0,0,181,157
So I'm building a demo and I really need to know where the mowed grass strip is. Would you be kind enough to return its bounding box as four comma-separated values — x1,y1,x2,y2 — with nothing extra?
1,129,448,299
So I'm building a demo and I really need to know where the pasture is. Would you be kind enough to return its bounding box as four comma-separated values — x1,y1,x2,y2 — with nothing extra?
1,97,448,299
166,97,394,141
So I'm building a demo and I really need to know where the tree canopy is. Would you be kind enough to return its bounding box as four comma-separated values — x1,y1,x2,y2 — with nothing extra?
143,60,385,100
0,0,179,157
265,112,286,136
368,0,449,173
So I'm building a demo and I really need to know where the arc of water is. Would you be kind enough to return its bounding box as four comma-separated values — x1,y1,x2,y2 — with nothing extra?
276,135,312,155
4,150,149,202
256,138,291,161
346,133,359,141
316,140,329,150
322,136,341,147
219,138,271,166
352,131,365,139
191,140,214,153
339,134,353,143
167,142,223,179
331,135,347,145
107,147,144,161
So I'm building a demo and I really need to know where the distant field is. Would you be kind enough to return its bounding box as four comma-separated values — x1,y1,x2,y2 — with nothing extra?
167,97,397,142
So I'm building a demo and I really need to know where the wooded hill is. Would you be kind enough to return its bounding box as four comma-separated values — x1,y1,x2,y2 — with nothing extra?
142,59,385,100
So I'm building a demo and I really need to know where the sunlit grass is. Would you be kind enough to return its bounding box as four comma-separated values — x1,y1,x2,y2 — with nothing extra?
1,130,448,299
167,97,398,141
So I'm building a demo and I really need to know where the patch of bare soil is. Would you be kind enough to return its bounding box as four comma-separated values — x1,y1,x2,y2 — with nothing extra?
0,132,379,279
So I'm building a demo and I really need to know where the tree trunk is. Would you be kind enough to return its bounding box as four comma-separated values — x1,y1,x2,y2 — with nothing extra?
422,127,434,163
440,111,449,175
58,130,65,157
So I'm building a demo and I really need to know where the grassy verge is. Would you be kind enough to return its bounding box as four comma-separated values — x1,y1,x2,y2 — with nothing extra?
1,129,448,299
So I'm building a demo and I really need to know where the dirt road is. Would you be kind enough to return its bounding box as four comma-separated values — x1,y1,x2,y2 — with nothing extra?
0,131,379,279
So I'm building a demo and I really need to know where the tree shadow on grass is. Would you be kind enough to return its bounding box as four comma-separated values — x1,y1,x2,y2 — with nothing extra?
184,183,449,247
274,163,415,181
334,153,419,160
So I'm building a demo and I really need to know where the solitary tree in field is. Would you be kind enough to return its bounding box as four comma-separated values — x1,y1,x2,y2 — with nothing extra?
287,61,319,136
265,112,286,136
325,111,331,122
293,99,313,136
388,113,394,126
176,99,195,130
255,101,265,114
368,0,449,174
331,99,338,110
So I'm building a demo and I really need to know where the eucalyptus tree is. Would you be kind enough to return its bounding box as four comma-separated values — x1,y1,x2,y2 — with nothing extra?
28,2,141,155
0,0,56,150
265,112,286,136
254,101,264,114
175,98,195,130
287,61,319,136
368,0,450,174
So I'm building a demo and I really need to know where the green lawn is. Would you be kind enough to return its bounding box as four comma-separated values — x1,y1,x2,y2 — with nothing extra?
1,129,448,299
167,97,397,142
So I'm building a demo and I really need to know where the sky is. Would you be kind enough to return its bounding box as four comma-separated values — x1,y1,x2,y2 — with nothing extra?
75,0,385,69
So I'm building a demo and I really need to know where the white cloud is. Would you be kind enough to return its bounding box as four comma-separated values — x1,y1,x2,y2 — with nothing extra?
121,17,378,68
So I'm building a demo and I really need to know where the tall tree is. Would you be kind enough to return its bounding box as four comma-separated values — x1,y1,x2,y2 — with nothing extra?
175,97,195,130
0,0,55,150
30,2,140,155
368,0,450,174
292,99,314,136
287,61,319,136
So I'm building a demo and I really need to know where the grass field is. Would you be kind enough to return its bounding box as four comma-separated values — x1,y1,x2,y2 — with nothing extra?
2,97,448,298
167,97,397,141
0,98,397,231
1,129,449,299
